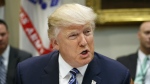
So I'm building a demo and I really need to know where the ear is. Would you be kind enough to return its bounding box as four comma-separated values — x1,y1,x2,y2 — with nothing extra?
51,38,59,50
137,31,140,40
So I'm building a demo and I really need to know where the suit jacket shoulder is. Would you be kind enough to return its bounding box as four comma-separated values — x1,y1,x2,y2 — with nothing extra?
9,46,32,61
117,53,138,63
16,50,59,84
116,52,138,80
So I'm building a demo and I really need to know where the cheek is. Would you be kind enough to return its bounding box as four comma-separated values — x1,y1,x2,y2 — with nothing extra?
4,37,9,43
141,36,148,42
88,38,94,52
88,37,94,45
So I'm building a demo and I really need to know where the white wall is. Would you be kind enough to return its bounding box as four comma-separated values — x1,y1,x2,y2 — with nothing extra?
0,6,4,19
5,0,20,47
94,26,139,59
62,0,85,5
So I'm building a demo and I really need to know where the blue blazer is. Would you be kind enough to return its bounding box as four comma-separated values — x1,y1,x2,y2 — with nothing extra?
16,50,131,84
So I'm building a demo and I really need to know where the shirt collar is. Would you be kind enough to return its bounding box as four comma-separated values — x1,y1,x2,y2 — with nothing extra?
2,45,10,60
138,50,150,62
59,53,88,78
1,45,10,70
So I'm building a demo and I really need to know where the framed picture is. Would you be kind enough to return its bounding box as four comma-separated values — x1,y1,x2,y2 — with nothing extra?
0,0,5,7
86,0,150,24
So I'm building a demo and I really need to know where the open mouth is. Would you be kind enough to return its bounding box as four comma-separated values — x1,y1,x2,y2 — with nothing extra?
81,50,89,55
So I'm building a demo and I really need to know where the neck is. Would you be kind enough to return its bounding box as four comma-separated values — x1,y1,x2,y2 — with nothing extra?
0,50,4,55
140,47,150,55
0,47,7,55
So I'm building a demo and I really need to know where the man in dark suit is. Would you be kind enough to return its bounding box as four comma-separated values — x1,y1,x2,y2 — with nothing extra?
0,19,32,84
15,3,132,84
117,21,150,84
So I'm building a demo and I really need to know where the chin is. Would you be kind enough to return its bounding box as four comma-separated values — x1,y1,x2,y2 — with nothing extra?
81,58,92,65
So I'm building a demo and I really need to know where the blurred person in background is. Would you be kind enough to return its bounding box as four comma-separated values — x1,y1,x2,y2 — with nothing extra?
0,19,32,84
117,21,150,84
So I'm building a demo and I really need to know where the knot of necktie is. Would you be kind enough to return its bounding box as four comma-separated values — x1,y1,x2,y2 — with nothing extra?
70,68,79,76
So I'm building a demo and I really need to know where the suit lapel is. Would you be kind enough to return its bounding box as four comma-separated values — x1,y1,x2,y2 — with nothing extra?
7,47,18,83
129,53,138,80
41,51,59,84
82,55,102,84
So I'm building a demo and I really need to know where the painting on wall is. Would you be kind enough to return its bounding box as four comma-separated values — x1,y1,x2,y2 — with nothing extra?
0,0,5,7
86,0,150,24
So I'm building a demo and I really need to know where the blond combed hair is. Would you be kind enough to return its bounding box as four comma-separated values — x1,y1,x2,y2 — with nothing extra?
48,3,97,39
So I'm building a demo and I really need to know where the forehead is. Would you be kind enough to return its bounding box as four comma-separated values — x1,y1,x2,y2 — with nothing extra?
140,22,150,31
0,24,7,32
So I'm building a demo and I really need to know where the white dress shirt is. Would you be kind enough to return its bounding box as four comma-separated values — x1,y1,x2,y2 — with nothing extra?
59,53,88,84
135,50,150,84
1,45,10,73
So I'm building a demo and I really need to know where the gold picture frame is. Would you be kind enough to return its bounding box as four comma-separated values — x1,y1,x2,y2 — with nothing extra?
86,0,150,24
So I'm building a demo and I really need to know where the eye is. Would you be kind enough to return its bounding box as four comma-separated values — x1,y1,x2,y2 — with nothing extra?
144,31,150,35
0,33,6,37
68,33,78,40
84,29,92,36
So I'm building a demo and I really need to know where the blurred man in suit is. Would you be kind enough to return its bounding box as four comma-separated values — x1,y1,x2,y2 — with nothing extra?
0,19,32,84
15,3,132,84
117,21,150,84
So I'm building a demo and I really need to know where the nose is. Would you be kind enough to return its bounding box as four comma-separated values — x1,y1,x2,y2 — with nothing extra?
79,34,87,47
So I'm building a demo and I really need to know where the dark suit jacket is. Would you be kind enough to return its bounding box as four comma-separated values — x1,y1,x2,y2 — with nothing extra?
6,46,32,84
116,52,138,80
16,50,131,84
